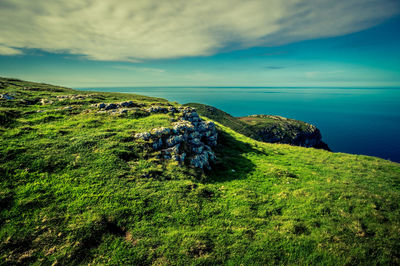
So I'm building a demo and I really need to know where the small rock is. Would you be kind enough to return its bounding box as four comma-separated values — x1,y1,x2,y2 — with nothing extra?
166,135,184,147
152,138,163,150
120,101,134,107
168,106,178,113
146,106,168,113
0,93,14,100
151,127,171,137
192,145,204,154
189,138,202,146
105,103,118,110
189,131,200,139
134,132,151,141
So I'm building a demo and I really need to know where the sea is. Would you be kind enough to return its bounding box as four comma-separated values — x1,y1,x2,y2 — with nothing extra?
76,87,400,163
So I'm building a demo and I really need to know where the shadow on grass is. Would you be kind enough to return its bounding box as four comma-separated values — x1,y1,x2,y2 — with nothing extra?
207,129,267,183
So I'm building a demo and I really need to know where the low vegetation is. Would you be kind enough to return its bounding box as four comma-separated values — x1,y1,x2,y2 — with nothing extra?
1,77,400,264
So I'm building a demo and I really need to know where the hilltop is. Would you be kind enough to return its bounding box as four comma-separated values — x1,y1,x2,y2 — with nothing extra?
1,77,400,265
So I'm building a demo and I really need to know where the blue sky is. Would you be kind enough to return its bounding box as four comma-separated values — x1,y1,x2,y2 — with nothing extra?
0,0,399,88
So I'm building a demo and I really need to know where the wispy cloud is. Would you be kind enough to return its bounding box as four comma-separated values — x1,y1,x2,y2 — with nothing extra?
0,45,22,55
112,65,166,73
0,0,398,61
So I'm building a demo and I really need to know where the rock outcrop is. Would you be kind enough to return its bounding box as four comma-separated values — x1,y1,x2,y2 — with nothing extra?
135,107,218,170
239,115,330,150
185,103,330,151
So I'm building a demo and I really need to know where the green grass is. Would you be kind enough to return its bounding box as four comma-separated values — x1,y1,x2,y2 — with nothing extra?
1,77,400,264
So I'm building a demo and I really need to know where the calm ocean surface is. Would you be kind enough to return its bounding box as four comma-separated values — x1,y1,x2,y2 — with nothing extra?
77,87,400,162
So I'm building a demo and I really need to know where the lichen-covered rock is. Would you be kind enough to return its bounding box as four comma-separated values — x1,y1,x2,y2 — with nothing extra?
152,138,163,150
172,121,195,134
146,106,168,113
119,101,134,107
40,98,54,105
95,101,144,111
151,127,171,137
135,132,151,141
161,144,180,157
192,145,204,154
189,131,200,139
190,150,214,169
168,106,178,113
189,138,202,146
166,135,184,147
105,103,118,110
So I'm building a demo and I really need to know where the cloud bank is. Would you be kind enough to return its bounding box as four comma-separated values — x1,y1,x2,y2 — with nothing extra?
0,0,398,61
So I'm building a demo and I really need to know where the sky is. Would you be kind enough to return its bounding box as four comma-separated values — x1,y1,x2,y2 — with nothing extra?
0,0,400,88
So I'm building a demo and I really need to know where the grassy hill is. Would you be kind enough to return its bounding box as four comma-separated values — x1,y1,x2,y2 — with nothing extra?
1,77,400,265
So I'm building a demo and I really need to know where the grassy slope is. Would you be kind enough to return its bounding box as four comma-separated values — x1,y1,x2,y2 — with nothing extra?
184,103,259,140
1,78,400,265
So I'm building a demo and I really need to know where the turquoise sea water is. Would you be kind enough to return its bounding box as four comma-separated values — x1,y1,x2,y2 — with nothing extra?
77,87,400,162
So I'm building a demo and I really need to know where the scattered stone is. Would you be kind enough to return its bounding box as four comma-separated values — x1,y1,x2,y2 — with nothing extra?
166,135,184,147
146,106,168,113
105,103,118,110
173,121,195,134
192,145,204,154
94,101,145,112
97,103,106,109
40,98,54,105
168,106,178,113
0,93,14,100
119,101,134,107
134,132,151,141
189,138,202,146
151,127,171,137
152,138,163,150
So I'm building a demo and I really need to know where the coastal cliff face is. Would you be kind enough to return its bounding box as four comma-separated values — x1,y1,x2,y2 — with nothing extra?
238,115,330,150
185,103,330,150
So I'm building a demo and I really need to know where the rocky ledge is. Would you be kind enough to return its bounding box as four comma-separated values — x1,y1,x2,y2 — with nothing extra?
135,107,218,170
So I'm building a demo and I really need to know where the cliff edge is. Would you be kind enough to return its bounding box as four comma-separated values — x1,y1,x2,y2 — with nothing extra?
184,103,330,150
